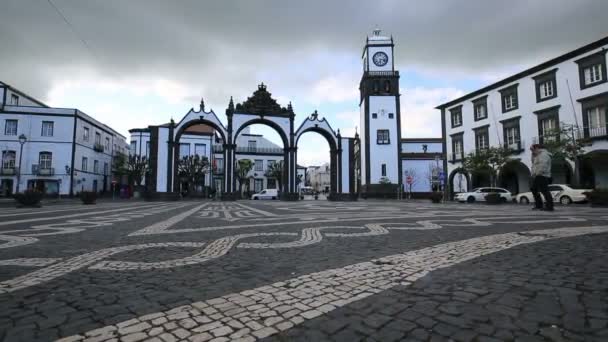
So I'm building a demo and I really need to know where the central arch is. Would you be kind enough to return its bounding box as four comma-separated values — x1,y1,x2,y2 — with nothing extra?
232,118,290,195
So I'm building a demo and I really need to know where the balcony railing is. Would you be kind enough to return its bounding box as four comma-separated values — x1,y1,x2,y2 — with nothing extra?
32,165,55,176
0,167,17,175
212,145,284,155
363,71,399,77
579,126,608,139
94,143,105,152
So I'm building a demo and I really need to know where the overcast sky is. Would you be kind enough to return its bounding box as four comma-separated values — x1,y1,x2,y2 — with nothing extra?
1,0,607,165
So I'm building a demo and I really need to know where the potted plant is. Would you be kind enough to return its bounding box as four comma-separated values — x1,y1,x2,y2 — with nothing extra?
80,191,97,205
14,190,43,208
485,192,502,204
584,189,608,207
429,192,443,203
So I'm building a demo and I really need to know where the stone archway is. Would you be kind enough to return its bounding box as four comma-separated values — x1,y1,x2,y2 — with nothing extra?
498,160,531,194
579,150,608,189
294,111,341,196
171,107,230,198
448,167,470,200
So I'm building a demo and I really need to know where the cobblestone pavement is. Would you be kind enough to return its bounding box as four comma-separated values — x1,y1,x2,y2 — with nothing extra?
0,200,606,341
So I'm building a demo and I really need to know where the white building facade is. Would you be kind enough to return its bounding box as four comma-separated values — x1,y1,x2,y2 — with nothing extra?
438,36,608,197
0,81,128,197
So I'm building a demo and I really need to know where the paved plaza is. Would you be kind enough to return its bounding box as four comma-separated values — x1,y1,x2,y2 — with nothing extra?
0,200,607,342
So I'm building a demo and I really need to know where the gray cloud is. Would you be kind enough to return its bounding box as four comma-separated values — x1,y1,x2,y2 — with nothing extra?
1,0,607,108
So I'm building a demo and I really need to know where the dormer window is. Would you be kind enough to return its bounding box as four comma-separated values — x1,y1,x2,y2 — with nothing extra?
576,51,607,89
10,94,19,106
533,69,558,102
472,96,488,121
499,84,519,113
450,106,462,128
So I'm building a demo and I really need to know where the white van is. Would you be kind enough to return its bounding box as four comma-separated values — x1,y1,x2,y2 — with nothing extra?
251,189,279,200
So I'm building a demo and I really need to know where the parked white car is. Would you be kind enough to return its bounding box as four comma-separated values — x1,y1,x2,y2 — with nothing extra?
514,184,591,205
251,189,279,200
455,187,513,203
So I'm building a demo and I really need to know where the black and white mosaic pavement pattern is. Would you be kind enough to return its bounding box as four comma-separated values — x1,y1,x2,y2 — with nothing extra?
0,200,606,342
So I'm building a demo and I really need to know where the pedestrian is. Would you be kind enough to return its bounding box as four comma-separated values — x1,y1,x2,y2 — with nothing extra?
530,144,554,211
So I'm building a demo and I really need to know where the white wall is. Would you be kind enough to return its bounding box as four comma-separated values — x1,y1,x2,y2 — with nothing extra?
360,99,367,185
341,137,350,193
156,128,168,192
368,96,399,183
402,159,444,192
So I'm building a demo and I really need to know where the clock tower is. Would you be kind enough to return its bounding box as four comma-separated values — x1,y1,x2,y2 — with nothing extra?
359,28,402,197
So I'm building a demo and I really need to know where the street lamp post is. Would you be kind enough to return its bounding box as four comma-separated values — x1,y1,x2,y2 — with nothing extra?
16,134,27,193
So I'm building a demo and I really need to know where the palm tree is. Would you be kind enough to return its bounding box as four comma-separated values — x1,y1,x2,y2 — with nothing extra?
235,159,254,196
265,160,284,192
178,155,209,194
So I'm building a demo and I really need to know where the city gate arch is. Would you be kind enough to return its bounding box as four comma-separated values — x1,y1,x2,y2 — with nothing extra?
294,111,341,194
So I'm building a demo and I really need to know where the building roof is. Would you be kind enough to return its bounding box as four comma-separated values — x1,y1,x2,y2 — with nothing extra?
436,35,608,110
1,81,50,108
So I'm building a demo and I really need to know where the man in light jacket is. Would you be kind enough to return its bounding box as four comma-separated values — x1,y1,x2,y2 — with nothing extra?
530,144,554,211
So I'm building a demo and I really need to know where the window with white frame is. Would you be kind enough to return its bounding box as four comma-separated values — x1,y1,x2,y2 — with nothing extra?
179,143,190,157
130,141,136,155
254,159,263,171
2,150,16,169
505,126,520,149
4,119,17,136
500,85,518,112
475,130,489,151
376,129,390,144
541,117,558,141
41,121,54,137
474,103,486,120
10,94,19,105
93,160,99,173
82,157,88,171
584,64,603,86
95,132,101,145
504,94,517,111
586,105,607,137
39,152,52,169
450,107,462,127
539,80,554,100
194,144,206,157
248,140,257,151
105,137,110,150
452,138,463,160
83,127,90,141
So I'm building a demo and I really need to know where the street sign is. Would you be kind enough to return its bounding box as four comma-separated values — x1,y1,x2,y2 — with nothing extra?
406,175,413,184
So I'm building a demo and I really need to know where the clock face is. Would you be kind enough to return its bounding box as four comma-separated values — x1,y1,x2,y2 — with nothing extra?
372,51,389,67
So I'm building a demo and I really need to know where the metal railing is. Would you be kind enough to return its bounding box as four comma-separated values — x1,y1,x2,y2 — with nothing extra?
0,167,17,175
212,145,284,154
93,143,105,152
363,71,399,77
532,126,607,145
32,165,55,176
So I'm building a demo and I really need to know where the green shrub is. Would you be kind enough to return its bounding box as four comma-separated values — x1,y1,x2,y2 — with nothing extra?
14,190,43,207
80,191,97,205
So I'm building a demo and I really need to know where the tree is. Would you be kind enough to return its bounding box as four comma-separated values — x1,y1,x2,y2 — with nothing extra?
178,155,209,194
462,146,512,188
541,123,584,162
404,168,419,198
126,155,149,187
264,160,284,192
235,159,254,195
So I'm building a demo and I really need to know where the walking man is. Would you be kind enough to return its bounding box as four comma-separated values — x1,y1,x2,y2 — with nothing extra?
530,144,554,211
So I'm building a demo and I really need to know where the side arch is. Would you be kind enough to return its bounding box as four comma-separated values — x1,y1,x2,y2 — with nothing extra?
448,167,470,200
294,112,340,195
